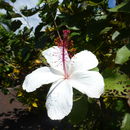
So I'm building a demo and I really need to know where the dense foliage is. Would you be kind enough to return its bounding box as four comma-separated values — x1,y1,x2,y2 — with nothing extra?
0,0,130,129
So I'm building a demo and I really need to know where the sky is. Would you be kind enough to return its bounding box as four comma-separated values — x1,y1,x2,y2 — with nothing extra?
0,0,63,34
4,0,42,34
108,0,116,8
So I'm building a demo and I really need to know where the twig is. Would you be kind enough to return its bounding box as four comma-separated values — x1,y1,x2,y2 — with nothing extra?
1,58,17,68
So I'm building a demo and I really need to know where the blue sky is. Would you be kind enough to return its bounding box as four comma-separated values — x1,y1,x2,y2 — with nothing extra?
108,0,116,8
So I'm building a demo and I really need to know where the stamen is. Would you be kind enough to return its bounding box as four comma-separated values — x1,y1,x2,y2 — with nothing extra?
62,41,68,78
54,30,75,78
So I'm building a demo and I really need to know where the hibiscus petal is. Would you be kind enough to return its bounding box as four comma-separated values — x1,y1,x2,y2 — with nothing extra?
42,46,70,72
22,67,62,92
69,71,104,98
70,50,98,72
46,79,73,120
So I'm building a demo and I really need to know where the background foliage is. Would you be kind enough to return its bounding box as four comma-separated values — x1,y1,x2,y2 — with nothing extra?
0,0,130,129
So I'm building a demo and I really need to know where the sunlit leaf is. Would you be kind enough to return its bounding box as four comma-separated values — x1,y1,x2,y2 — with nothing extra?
115,44,130,64
121,113,130,130
90,67,99,72
99,27,112,35
32,102,38,107
17,92,23,97
103,69,130,98
67,26,80,31
70,32,80,37
112,31,120,40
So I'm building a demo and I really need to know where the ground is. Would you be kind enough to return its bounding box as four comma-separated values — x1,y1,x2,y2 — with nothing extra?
0,89,53,130
0,89,72,130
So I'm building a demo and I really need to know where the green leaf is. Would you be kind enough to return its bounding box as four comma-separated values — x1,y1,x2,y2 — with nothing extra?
46,0,58,5
86,1,100,6
81,0,102,9
32,102,38,107
23,52,31,62
90,67,99,72
103,69,130,98
69,96,88,124
99,27,112,35
121,113,130,130
0,1,13,11
70,32,80,37
108,0,130,13
115,44,130,64
112,31,120,41
67,26,80,31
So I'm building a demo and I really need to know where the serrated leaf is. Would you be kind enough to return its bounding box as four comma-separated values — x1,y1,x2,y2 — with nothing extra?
103,69,130,98
115,44,130,64
121,113,130,130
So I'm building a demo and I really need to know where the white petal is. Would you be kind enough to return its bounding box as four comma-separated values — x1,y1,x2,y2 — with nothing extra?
69,71,104,98
42,46,70,71
22,67,63,92
70,50,98,72
46,79,73,120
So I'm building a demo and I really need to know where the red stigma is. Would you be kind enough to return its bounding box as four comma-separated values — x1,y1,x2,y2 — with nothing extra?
54,30,72,49
54,30,76,78
63,30,71,39
54,30,76,57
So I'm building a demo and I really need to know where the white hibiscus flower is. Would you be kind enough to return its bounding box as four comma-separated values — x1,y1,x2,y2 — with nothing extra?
22,46,104,120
